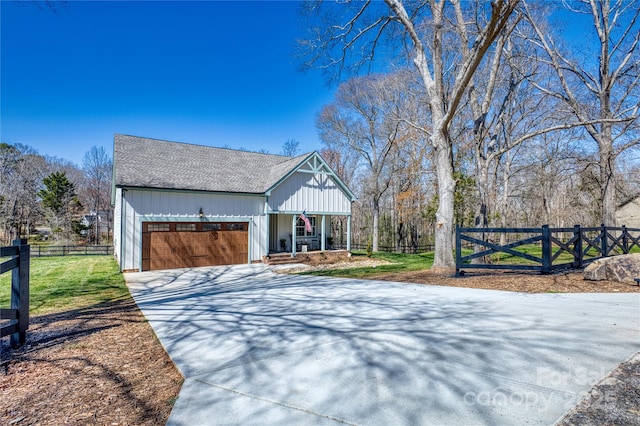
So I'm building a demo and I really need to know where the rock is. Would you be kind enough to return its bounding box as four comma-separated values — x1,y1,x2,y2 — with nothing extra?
584,260,608,281
584,254,640,283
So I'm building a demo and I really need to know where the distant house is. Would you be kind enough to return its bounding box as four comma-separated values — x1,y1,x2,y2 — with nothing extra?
616,197,640,228
112,134,356,272
80,215,93,231
80,211,110,236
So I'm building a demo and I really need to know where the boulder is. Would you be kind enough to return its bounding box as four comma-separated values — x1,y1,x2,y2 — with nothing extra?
584,253,640,283
584,261,608,281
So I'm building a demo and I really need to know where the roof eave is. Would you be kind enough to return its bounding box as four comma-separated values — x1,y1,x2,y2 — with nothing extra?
115,184,266,197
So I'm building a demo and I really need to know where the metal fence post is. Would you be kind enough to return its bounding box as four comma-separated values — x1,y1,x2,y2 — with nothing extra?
541,225,551,274
573,224,582,268
622,225,629,254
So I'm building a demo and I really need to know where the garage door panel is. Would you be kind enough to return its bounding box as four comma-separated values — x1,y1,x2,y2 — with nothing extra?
149,232,192,270
142,222,248,271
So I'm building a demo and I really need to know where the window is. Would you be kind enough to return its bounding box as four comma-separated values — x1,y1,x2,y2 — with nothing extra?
176,223,196,231
147,223,170,232
226,223,246,231
296,216,316,237
203,223,222,231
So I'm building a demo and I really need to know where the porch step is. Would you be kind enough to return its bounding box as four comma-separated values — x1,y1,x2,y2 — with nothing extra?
262,254,301,266
263,250,349,266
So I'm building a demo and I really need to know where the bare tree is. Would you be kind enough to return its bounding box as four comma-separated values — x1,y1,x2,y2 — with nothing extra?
319,146,359,248
317,73,411,251
319,146,358,188
617,149,640,205
524,0,640,225
82,146,112,244
461,12,599,237
390,130,430,252
281,139,302,157
0,143,47,243
492,126,603,230
302,0,519,269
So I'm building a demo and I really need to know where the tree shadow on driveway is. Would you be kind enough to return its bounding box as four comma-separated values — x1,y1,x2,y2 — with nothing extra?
126,265,640,425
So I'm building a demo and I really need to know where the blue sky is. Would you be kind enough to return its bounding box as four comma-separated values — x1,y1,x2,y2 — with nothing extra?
1,1,333,165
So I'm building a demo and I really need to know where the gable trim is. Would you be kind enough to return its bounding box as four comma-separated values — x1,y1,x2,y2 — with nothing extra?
264,152,357,201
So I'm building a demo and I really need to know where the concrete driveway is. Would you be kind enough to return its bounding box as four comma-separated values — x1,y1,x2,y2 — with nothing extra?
126,264,639,425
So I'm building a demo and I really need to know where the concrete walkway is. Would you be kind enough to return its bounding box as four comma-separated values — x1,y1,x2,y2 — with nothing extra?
126,265,639,425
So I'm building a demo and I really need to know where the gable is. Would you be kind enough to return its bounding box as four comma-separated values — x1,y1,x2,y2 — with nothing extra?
268,170,352,214
265,152,356,202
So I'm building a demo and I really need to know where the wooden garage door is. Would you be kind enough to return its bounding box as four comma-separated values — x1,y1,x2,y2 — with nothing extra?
142,222,248,271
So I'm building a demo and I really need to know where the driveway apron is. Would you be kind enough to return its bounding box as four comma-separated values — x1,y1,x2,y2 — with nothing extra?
126,264,639,425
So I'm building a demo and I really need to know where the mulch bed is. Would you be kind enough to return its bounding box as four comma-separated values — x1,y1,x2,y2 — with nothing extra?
559,353,640,426
1,298,183,425
370,269,640,293
1,269,638,425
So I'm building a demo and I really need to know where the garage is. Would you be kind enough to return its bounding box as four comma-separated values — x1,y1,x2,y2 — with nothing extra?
141,222,248,271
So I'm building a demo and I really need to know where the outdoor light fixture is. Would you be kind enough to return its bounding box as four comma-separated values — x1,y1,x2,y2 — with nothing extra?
199,207,204,219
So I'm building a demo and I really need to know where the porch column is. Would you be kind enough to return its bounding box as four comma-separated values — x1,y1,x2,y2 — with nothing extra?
291,214,297,257
321,215,326,251
265,212,270,255
347,215,351,251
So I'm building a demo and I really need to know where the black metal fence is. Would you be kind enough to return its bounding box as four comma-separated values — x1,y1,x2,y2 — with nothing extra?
456,224,640,276
1,239,30,347
30,245,113,257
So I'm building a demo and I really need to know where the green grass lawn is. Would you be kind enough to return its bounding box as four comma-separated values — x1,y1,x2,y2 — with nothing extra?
301,250,434,278
0,255,128,315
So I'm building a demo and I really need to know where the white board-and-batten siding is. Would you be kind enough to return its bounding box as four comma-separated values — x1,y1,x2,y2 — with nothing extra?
113,187,122,263
268,171,352,214
115,189,267,271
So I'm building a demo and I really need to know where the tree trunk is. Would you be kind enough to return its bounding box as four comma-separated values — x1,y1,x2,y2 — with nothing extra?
499,152,512,245
396,220,404,253
474,162,490,228
598,55,616,226
600,140,616,226
372,198,380,252
94,202,100,245
432,129,456,270
597,1,616,227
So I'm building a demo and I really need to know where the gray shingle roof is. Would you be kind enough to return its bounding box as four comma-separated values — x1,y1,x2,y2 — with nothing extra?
113,134,310,194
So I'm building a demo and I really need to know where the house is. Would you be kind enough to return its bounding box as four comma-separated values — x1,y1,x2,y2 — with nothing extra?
112,134,356,272
80,210,111,236
616,196,640,228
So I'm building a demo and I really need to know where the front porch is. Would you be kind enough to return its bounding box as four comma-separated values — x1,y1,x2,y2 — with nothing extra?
267,212,351,257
